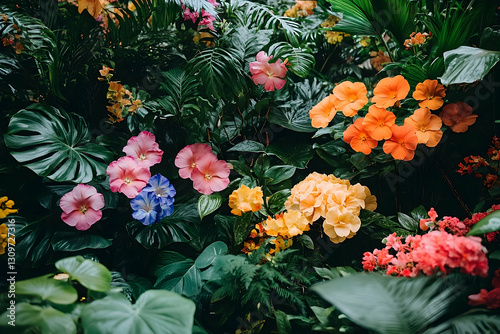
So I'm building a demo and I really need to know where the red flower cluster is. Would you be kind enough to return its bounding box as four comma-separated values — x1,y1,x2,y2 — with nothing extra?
469,269,500,309
458,136,500,189
362,231,489,277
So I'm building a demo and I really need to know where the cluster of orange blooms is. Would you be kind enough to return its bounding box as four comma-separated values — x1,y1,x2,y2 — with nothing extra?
404,32,432,49
284,172,376,243
458,136,500,189
1,14,24,55
99,66,142,123
310,75,478,161
284,0,317,18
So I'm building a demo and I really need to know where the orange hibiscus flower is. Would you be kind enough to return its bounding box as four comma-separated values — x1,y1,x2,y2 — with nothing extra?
412,79,446,110
404,107,443,147
343,118,378,155
383,124,418,161
362,105,396,140
309,94,338,128
439,102,478,133
372,75,410,108
332,81,368,117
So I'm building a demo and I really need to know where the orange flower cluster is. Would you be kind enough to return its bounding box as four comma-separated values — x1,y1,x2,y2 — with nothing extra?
284,0,317,17
284,172,376,243
370,50,391,71
458,136,500,189
228,184,264,216
99,66,142,123
1,16,24,55
403,32,431,49
242,210,311,257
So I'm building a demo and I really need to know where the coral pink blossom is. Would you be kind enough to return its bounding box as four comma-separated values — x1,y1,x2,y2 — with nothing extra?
190,158,230,195
60,184,105,231
249,51,287,91
107,156,151,198
419,207,438,231
122,131,163,167
175,143,216,179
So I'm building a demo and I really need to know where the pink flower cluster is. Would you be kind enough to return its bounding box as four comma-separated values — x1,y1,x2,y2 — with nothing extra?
469,269,500,309
249,51,288,92
420,205,500,241
106,131,163,198
362,231,489,278
174,143,230,195
182,0,218,31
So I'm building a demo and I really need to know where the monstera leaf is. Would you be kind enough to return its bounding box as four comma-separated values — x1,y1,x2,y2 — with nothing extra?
4,104,113,183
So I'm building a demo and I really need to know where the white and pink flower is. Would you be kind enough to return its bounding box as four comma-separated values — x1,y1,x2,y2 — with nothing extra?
60,184,105,231
107,156,151,198
122,131,163,168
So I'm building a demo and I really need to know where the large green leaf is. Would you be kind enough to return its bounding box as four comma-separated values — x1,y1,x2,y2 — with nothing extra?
4,104,113,183
266,139,313,169
195,241,228,269
17,275,78,305
81,290,195,334
268,42,315,78
154,259,202,297
264,165,296,185
467,210,500,236
0,303,76,334
424,313,500,334
51,232,112,252
326,0,378,36
312,273,467,334
197,194,223,220
440,46,500,85
55,256,112,292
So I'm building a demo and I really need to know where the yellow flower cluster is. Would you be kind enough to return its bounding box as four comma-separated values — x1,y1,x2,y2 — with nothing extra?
0,196,17,219
229,185,264,216
320,15,350,45
193,32,216,47
263,210,312,238
284,172,376,243
284,0,317,18
99,66,142,123
0,223,15,256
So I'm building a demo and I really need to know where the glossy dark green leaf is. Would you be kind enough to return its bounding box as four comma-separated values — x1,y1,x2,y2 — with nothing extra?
410,205,428,222
17,275,78,304
195,241,228,269
4,104,113,183
234,212,254,245
197,194,223,220
264,165,296,185
228,140,265,153
154,259,202,297
51,232,112,252
275,310,292,334
440,46,500,85
55,256,112,292
397,213,418,231
297,234,314,250
313,141,346,157
467,211,500,236
267,189,291,215
266,139,313,168
81,290,195,334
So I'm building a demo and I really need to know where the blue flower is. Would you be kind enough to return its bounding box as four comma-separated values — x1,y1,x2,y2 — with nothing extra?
142,173,175,220
130,191,161,225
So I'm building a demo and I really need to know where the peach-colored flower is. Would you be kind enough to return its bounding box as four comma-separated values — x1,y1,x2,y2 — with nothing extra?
412,79,446,110
309,94,337,128
190,158,230,195
323,207,361,243
228,185,264,216
106,156,151,198
343,118,378,154
362,105,396,140
60,184,105,231
263,210,311,238
439,102,477,133
372,75,410,108
404,107,443,147
383,124,418,161
122,131,163,167
332,81,368,117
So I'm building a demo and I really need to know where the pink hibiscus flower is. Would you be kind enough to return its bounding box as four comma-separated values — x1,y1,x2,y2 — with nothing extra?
122,131,163,167
107,156,151,198
191,158,230,195
174,143,216,179
249,51,288,92
60,184,105,231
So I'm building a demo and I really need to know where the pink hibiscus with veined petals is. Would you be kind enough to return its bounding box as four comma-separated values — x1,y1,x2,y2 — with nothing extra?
175,143,217,179
122,131,163,167
249,51,287,92
60,184,105,231
191,158,230,195
107,156,151,198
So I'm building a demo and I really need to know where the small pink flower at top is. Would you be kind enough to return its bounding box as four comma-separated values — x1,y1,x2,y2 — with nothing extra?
60,184,105,231
191,157,230,195
107,156,151,198
175,143,216,179
249,51,288,92
122,131,163,168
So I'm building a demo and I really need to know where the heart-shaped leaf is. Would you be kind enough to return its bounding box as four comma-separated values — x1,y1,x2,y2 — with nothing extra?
17,275,78,304
55,256,112,292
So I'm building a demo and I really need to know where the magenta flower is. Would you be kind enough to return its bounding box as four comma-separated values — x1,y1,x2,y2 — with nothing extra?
191,158,230,195
249,51,288,91
174,143,216,179
107,156,151,198
122,131,163,168
60,184,105,231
